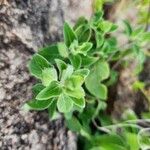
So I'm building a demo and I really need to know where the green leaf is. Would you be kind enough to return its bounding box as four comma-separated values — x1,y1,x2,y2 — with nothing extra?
125,132,140,150
141,32,150,42
57,42,68,58
85,61,109,100
28,54,51,79
95,32,104,48
36,81,62,100
65,87,85,99
57,93,73,113
75,24,91,43
109,24,118,32
98,61,110,81
99,21,114,33
93,134,127,150
131,27,144,38
74,68,90,79
82,55,98,67
107,37,117,49
91,60,110,81
38,44,60,63
72,97,85,108
65,75,84,90
78,42,93,56
63,22,77,47
106,70,118,86
32,83,45,96
55,59,67,79
86,78,107,100
92,0,104,12
132,81,145,91
48,99,58,120
73,16,88,30
42,67,57,86
69,54,82,69
64,69,89,93
92,144,126,150
61,65,74,83
66,116,82,132
92,11,103,24
123,20,132,36
122,109,137,121
24,98,54,111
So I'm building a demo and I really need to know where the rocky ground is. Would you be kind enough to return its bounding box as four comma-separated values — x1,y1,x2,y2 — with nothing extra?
0,0,92,149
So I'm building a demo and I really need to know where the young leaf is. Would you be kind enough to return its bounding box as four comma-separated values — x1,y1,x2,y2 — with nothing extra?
72,97,85,108
92,11,103,24
78,42,93,56
61,65,74,83
28,54,51,79
57,42,68,58
36,81,62,100
55,59,67,71
75,24,91,43
99,21,114,33
65,87,85,99
109,24,118,32
63,22,77,47
92,0,104,12
42,67,57,86
74,68,90,79
65,75,84,90
24,98,54,111
57,93,73,113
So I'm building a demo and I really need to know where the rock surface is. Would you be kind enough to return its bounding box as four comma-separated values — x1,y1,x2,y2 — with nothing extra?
0,0,92,149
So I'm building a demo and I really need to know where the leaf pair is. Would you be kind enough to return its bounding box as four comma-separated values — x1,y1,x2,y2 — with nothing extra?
29,54,58,87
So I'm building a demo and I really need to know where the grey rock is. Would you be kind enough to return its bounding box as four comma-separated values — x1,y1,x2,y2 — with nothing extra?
28,130,40,144
0,0,92,149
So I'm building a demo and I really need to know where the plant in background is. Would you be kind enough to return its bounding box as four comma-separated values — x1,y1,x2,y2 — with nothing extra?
136,0,150,30
23,5,150,150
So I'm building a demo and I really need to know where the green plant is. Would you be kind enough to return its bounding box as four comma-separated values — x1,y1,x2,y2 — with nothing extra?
136,0,150,30
23,8,150,150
